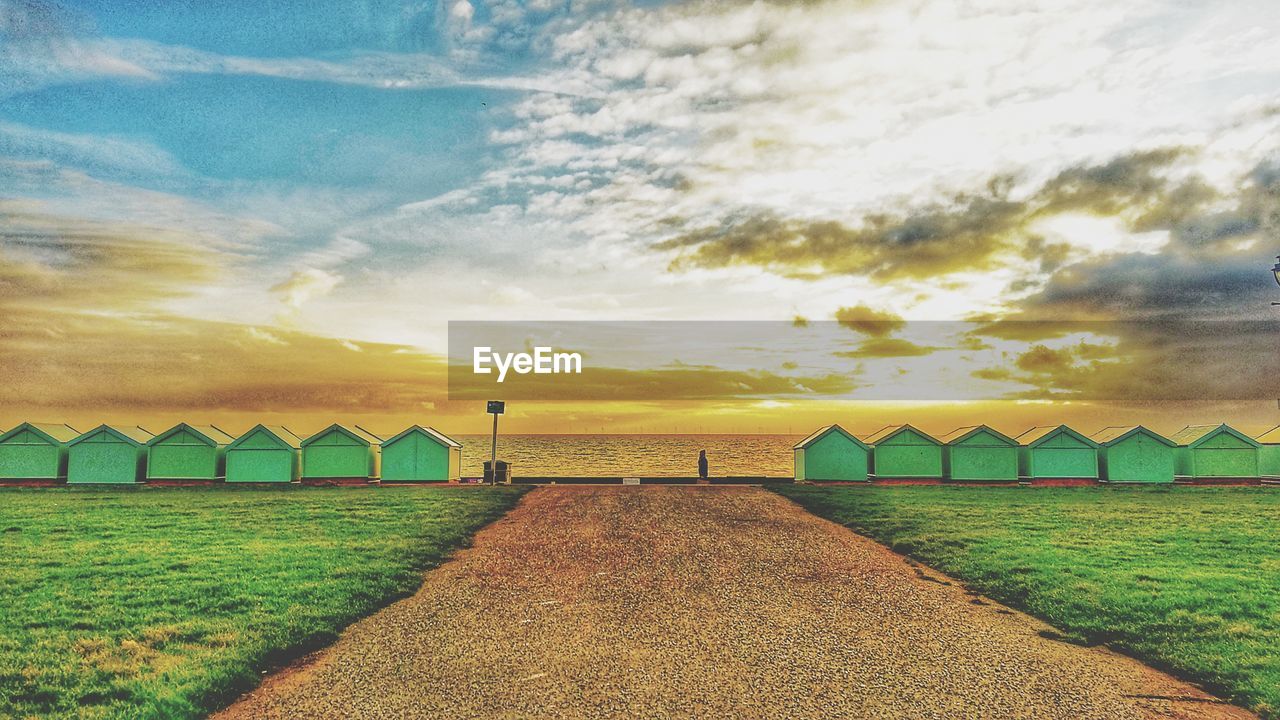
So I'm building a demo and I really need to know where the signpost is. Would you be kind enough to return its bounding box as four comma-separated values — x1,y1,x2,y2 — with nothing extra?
1272,256,1279,411
487,400,504,485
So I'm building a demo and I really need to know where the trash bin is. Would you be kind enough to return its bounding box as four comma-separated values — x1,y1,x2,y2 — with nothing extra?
484,460,512,484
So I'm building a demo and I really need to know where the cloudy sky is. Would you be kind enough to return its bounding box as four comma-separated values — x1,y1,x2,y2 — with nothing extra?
2,0,1279,435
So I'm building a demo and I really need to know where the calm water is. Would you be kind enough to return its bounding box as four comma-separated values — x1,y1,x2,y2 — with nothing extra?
455,434,802,478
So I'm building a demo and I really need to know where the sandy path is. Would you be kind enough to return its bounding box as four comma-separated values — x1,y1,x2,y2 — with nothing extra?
215,486,1254,719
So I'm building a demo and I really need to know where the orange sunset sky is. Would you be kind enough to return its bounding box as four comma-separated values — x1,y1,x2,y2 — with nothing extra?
2,0,1280,438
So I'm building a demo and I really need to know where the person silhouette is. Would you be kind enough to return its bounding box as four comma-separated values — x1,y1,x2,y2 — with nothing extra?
698,450,709,481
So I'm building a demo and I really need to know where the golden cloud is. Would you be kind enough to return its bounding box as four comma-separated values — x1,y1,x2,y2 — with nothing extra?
833,305,906,336
833,337,937,359
657,194,1026,281
973,328,1280,402
446,362,859,402
0,205,453,427
0,309,447,412
655,149,1229,291
0,203,229,310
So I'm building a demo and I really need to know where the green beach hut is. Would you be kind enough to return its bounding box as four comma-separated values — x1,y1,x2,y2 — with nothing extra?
66,425,154,484
146,424,235,482
1257,426,1280,481
301,425,381,482
1015,425,1099,482
793,424,870,482
941,425,1019,483
862,425,943,480
0,423,79,481
380,426,462,482
1090,426,1176,483
1171,425,1260,482
225,425,303,483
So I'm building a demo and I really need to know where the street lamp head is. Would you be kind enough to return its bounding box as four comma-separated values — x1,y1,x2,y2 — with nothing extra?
1274,255,1280,289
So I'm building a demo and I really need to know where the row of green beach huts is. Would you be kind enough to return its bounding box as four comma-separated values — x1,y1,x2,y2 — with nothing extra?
0,423,462,484
794,424,1280,483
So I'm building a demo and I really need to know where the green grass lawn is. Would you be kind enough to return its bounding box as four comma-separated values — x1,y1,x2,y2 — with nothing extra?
775,485,1280,718
0,486,525,720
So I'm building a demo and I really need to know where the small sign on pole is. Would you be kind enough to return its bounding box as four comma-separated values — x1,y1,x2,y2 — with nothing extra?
488,400,504,484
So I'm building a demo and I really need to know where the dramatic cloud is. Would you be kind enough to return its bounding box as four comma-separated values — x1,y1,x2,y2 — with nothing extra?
834,337,938,359
1017,255,1273,321
833,305,907,336
1013,158,1280,320
0,309,449,416
1035,149,1213,223
972,325,1280,402
0,205,228,309
657,195,1027,281
0,204,450,425
654,148,1244,286
4,0,1280,430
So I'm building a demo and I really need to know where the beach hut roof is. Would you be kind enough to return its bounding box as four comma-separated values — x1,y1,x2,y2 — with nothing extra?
1089,426,1176,447
68,425,154,447
301,424,382,447
861,424,940,445
0,422,80,444
421,426,460,448
1013,426,1056,445
794,424,868,450
353,425,389,444
939,425,1018,445
228,424,304,450
1170,425,1217,445
1169,424,1260,448
147,423,235,447
381,425,462,448
1014,425,1098,448
1257,425,1280,445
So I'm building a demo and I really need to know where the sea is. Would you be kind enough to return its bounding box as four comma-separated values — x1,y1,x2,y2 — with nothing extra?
454,434,803,478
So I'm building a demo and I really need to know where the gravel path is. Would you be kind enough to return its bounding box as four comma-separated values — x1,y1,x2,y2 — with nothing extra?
216,486,1255,719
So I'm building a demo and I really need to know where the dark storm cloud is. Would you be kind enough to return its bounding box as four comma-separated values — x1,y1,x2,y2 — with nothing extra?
655,148,1240,291
1019,255,1271,320
651,147,1280,404
656,193,1027,281
1035,148,1208,218
932,152,1278,400
965,152,1280,396
1016,158,1280,320
971,324,1280,402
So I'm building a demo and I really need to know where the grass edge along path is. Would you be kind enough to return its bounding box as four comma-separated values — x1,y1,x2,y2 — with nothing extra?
773,485,1280,720
0,485,528,720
